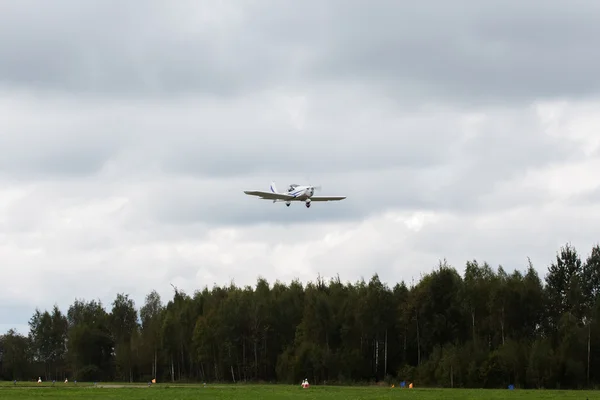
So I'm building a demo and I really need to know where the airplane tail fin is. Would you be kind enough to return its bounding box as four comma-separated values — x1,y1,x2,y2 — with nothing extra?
270,181,278,194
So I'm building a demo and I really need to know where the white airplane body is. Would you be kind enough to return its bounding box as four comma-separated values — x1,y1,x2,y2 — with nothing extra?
244,182,346,208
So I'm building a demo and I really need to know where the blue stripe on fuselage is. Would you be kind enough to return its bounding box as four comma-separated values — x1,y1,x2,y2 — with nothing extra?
290,188,306,197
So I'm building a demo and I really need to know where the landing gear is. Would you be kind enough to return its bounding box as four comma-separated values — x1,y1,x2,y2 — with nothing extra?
286,203,290,207
305,199,311,208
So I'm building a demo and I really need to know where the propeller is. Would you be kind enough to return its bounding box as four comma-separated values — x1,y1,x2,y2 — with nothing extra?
305,174,321,191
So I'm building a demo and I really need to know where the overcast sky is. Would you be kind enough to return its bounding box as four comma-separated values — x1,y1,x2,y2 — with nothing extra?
2,0,600,335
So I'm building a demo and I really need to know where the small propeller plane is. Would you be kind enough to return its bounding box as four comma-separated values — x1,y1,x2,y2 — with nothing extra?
244,182,346,208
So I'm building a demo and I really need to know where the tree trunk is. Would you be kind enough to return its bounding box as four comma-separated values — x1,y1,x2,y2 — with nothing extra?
501,306,505,346
171,356,175,382
375,336,379,376
403,328,407,363
587,321,591,387
153,349,157,379
384,329,388,377
254,340,258,380
263,329,268,380
180,346,184,380
471,311,475,341
416,312,421,365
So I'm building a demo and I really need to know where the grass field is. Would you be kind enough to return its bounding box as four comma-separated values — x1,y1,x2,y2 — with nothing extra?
0,381,598,399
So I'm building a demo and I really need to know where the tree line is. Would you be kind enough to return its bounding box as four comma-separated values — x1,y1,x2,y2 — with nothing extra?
1,242,599,389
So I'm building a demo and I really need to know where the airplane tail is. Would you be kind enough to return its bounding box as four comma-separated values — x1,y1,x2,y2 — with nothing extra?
270,181,278,194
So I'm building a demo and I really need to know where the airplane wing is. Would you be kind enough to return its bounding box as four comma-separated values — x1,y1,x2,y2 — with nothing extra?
309,196,346,201
243,190,295,201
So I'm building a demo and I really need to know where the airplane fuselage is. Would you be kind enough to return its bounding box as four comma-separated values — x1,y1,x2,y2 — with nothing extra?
283,185,315,207
286,185,314,200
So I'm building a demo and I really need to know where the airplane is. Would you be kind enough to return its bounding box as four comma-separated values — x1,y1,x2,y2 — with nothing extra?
244,182,346,208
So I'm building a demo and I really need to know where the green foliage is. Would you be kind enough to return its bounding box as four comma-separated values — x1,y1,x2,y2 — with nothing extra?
1,242,600,389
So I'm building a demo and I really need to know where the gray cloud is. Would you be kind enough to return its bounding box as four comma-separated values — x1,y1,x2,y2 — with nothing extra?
0,93,588,228
2,1,600,103
0,0,292,98
407,203,600,278
1,88,465,180
571,185,600,206
290,0,600,104
0,95,130,179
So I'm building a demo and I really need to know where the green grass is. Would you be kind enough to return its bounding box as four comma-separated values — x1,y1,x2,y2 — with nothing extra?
0,382,598,399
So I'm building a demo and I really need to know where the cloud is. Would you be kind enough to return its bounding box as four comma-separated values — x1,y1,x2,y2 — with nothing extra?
3,1,600,103
2,0,600,335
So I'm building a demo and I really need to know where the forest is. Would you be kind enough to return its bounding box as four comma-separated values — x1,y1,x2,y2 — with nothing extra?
1,242,599,389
